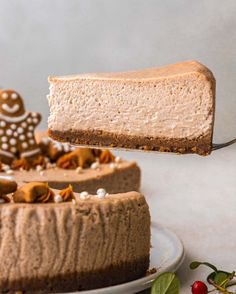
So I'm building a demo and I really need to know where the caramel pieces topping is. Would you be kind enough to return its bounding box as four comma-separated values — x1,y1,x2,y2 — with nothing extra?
13,182,54,203
59,185,75,201
0,176,17,203
57,148,95,169
57,148,115,169
99,150,115,164
11,155,45,171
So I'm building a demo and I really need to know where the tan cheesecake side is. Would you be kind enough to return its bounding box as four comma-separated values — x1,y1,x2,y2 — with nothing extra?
48,60,215,155
5,160,141,194
0,191,150,292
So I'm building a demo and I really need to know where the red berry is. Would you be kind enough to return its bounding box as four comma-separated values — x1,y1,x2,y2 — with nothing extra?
191,281,208,294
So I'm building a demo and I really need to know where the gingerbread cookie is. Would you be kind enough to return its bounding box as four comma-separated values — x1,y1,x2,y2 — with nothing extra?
0,89,42,164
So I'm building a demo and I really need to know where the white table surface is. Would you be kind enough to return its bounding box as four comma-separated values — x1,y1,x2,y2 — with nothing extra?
116,143,236,293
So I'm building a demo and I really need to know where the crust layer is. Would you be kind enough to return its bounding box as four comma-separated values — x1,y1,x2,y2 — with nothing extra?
1,256,149,292
49,129,212,155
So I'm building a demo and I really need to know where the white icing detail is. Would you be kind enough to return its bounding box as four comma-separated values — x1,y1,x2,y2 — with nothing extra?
22,142,28,149
9,138,17,145
19,134,25,140
21,122,27,128
2,143,8,150
0,112,28,123
96,188,106,199
28,125,34,131
10,147,17,153
27,117,32,123
91,162,99,169
1,92,8,99
6,129,12,136
27,132,33,138
10,124,17,130
1,136,7,142
32,112,37,117
11,93,18,100
29,139,35,145
13,132,18,137
21,148,40,158
2,103,20,114
33,118,38,124
17,127,24,134
0,121,6,127
0,149,14,158
54,194,63,203
6,169,14,175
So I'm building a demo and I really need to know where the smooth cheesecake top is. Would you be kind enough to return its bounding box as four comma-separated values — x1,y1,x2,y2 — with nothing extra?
48,60,214,82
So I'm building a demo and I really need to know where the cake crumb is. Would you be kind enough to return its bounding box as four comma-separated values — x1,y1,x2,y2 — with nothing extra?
145,267,157,276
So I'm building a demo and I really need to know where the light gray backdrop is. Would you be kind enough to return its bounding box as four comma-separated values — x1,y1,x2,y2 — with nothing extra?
1,2,236,293
0,0,235,142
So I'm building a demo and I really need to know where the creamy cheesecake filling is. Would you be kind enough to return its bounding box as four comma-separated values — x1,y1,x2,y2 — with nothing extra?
48,73,214,140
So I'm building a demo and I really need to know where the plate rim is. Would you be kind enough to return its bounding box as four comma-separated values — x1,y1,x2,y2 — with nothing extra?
69,222,184,294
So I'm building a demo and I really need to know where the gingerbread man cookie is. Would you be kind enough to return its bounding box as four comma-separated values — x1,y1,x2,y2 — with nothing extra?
0,89,41,164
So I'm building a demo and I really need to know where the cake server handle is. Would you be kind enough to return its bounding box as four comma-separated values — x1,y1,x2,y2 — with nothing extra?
212,138,236,150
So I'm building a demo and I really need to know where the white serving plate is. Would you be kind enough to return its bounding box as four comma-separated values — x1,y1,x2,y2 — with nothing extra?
65,222,184,294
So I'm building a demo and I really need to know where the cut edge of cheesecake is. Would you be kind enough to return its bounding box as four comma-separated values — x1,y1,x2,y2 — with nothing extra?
48,60,216,156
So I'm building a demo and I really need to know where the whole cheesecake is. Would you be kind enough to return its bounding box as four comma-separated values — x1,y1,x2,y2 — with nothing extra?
0,190,150,292
48,60,215,155
6,160,140,194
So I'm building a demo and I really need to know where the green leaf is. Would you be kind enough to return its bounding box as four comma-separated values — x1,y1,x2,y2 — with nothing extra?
189,261,218,272
207,271,233,287
214,271,229,287
151,272,180,294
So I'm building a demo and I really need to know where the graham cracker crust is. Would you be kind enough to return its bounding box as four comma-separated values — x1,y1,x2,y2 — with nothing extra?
48,129,212,156
0,256,149,293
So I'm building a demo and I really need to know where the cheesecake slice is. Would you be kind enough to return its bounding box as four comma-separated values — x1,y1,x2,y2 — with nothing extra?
0,190,150,292
48,60,215,155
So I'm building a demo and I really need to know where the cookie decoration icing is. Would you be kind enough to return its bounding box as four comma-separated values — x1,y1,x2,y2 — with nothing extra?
0,89,42,164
